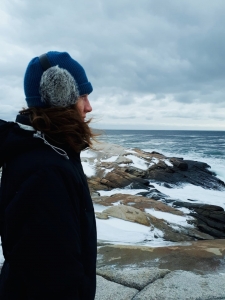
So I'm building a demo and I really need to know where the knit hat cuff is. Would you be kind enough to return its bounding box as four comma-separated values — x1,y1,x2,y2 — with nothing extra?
25,96,47,108
79,82,93,96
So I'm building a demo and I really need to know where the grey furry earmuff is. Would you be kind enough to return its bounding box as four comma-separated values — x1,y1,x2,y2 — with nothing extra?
39,66,80,107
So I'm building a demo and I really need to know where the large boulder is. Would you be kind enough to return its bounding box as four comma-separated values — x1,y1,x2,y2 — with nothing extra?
145,158,225,190
98,205,150,226
173,202,225,239
93,194,184,215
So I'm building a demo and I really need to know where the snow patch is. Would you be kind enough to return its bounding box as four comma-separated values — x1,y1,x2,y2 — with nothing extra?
0,237,4,266
101,167,114,175
149,157,159,167
80,149,96,158
81,161,96,177
125,149,137,154
112,201,122,206
145,209,194,228
118,163,127,167
98,188,148,197
101,155,118,162
162,159,173,167
96,217,164,245
126,155,149,170
94,204,108,212
154,183,225,210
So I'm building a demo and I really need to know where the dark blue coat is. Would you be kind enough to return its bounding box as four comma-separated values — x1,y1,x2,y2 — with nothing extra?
0,115,97,299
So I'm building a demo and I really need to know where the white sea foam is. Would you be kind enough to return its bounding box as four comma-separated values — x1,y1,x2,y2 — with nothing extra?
210,164,225,182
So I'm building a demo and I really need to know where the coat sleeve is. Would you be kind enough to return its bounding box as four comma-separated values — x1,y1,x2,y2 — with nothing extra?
4,167,85,299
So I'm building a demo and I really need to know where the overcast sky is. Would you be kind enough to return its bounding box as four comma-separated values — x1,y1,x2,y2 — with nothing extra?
1,0,225,130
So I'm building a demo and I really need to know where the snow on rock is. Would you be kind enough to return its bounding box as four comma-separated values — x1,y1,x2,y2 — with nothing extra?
101,167,114,176
81,161,96,177
126,155,149,170
154,183,225,210
145,209,194,228
0,237,4,266
112,201,122,206
118,163,127,167
162,159,173,167
80,149,97,158
96,217,164,245
149,157,159,167
125,149,137,154
94,204,108,213
98,188,147,197
101,155,119,162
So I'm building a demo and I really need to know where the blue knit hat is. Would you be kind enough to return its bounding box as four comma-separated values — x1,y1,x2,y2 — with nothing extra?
24,51,93,108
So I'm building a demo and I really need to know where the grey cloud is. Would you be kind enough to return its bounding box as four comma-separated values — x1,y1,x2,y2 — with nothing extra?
1,0,225,128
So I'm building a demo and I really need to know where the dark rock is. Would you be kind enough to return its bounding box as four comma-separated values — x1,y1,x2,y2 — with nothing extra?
151,151,162,155
149,184,155,188
162,183,173,188
145,158,225,190
209,211,225,223
173,201,224,211
126,182,149,190
173,201,225,239
187,199,198,202
178,162,188,171
197,223,225,238
145,189,168,201
124,166,146,178
191,213,225,232
162,199,176,204
136,191,151,197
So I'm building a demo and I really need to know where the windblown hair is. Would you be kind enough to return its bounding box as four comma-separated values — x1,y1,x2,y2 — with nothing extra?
20,105,96,153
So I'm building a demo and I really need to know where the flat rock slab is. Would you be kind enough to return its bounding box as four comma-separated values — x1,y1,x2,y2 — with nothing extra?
93,194,184,215
97,239,225,275
96,267,170,290
98,205,150,226
133,270,225,300
95,275,138,300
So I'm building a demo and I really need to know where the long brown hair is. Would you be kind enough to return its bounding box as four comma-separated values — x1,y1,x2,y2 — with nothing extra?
19,105,96,152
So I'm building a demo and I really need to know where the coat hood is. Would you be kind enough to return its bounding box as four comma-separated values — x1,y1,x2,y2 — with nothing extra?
0,117,41,168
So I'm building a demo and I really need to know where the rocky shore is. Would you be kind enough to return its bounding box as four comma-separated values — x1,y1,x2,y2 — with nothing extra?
82,142,225,299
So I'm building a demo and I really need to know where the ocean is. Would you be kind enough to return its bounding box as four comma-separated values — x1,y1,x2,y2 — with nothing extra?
99,130,225,182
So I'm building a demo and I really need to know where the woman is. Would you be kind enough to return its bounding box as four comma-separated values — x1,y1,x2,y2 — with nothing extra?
0,51,97,299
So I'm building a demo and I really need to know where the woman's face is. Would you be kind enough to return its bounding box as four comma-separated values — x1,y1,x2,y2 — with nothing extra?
76,94,92,121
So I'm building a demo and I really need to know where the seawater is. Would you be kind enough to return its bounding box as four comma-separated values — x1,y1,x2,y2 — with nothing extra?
99,130,225,182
